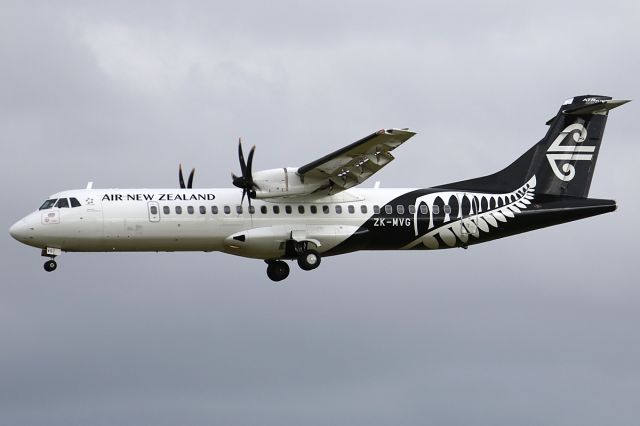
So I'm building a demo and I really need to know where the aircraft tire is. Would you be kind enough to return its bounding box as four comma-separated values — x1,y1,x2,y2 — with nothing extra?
44,260,57,272
297,249,321,271
267,260,290,281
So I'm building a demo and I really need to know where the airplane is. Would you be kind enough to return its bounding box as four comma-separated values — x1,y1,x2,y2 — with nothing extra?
9,95,628,281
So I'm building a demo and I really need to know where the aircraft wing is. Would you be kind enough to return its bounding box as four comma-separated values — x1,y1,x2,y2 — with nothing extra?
297,128,416,194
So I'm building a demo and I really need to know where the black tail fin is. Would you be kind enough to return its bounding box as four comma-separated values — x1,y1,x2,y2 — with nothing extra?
439,95,629,197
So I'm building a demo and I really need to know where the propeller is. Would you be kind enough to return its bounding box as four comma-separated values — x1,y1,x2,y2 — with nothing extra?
231,138,259,207
179,164,195,189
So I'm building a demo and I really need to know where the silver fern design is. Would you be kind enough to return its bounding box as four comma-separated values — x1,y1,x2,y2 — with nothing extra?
403,176,537,249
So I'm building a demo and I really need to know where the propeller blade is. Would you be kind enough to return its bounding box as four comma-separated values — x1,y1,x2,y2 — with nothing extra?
187,168,195,189
246,145,256,182
179,164,186,189
232,173,245,189
238,138,247,177
233,138,258,206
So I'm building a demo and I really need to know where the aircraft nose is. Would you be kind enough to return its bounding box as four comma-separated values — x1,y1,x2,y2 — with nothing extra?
9,219,29,242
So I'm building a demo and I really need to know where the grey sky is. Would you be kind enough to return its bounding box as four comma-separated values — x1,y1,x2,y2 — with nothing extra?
1,1,639,425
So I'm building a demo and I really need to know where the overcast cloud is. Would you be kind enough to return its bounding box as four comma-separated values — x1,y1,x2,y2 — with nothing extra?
1,1,639,425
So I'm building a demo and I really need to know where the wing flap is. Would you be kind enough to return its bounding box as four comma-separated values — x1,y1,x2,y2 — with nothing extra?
298,128,415,193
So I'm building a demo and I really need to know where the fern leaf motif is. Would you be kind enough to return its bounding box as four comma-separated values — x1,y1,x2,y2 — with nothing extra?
403,176,537,249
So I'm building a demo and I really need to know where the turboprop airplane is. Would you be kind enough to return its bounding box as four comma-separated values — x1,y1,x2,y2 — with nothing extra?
9,95,628,281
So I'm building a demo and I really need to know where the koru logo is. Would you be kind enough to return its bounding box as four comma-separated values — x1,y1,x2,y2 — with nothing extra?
546,123,594,182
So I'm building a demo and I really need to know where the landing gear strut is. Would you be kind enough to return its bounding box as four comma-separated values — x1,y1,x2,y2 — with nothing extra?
285,240,323,273
266,260,290,282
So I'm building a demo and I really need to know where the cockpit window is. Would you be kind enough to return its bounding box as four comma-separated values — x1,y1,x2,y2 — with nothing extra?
39,199,57,210
55,198,69,208
70,197,81,207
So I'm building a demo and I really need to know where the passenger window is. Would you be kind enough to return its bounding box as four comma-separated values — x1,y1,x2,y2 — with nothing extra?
348,205,355,214
285,205,292,214
298,205,305,214
310,205,317,214
70,197,81,208
322,205,330,214
361,205,367,214
420,205,428,214
150,206,158,215
432,205,440,215
187,206,194,214
260,206,267,214
273,206,280,214
374,205,380,214
444,205,451,215
384,205,392,214
163,206,170,215
236,205,243,214
335,205,342,214
199,206,206,214
408,205,416,214
397,205,405,214
176,206,183,214
55,198,69,208
224,206,231,214
212,206,218,214
249,205,255,214
39,199,57,210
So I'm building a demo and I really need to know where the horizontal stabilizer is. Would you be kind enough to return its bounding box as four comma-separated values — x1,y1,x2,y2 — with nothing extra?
546,98,631,125
564,99,630,116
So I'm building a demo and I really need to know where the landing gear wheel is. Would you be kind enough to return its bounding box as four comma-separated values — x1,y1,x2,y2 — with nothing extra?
297,249,321,271
266,261,290,282
44,260,57,272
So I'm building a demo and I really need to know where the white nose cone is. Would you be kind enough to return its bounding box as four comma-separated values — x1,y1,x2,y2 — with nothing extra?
9,219,28,242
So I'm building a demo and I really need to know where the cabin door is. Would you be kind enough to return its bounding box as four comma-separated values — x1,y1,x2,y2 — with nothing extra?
458,193,479,238
147,201,160,222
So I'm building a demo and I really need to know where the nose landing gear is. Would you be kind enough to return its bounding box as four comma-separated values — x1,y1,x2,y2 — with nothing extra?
44,259,57,272
41,247,61,272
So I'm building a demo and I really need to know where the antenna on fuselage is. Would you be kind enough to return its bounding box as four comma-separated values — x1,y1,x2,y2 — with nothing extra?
86,181,93,190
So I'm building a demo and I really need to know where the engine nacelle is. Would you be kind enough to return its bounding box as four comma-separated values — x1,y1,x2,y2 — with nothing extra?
252,168,322,199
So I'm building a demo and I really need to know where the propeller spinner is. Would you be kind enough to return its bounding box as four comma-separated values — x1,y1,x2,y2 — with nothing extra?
231,138,259,206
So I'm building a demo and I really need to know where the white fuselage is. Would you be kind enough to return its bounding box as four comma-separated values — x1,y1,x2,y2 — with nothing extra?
10,187,411,259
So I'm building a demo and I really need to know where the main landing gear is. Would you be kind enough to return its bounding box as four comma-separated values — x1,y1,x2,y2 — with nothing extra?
297,249,321,271
266,260,290,282
265,242,323,282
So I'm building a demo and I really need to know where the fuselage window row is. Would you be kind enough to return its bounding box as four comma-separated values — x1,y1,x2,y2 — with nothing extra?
155,203,451,217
